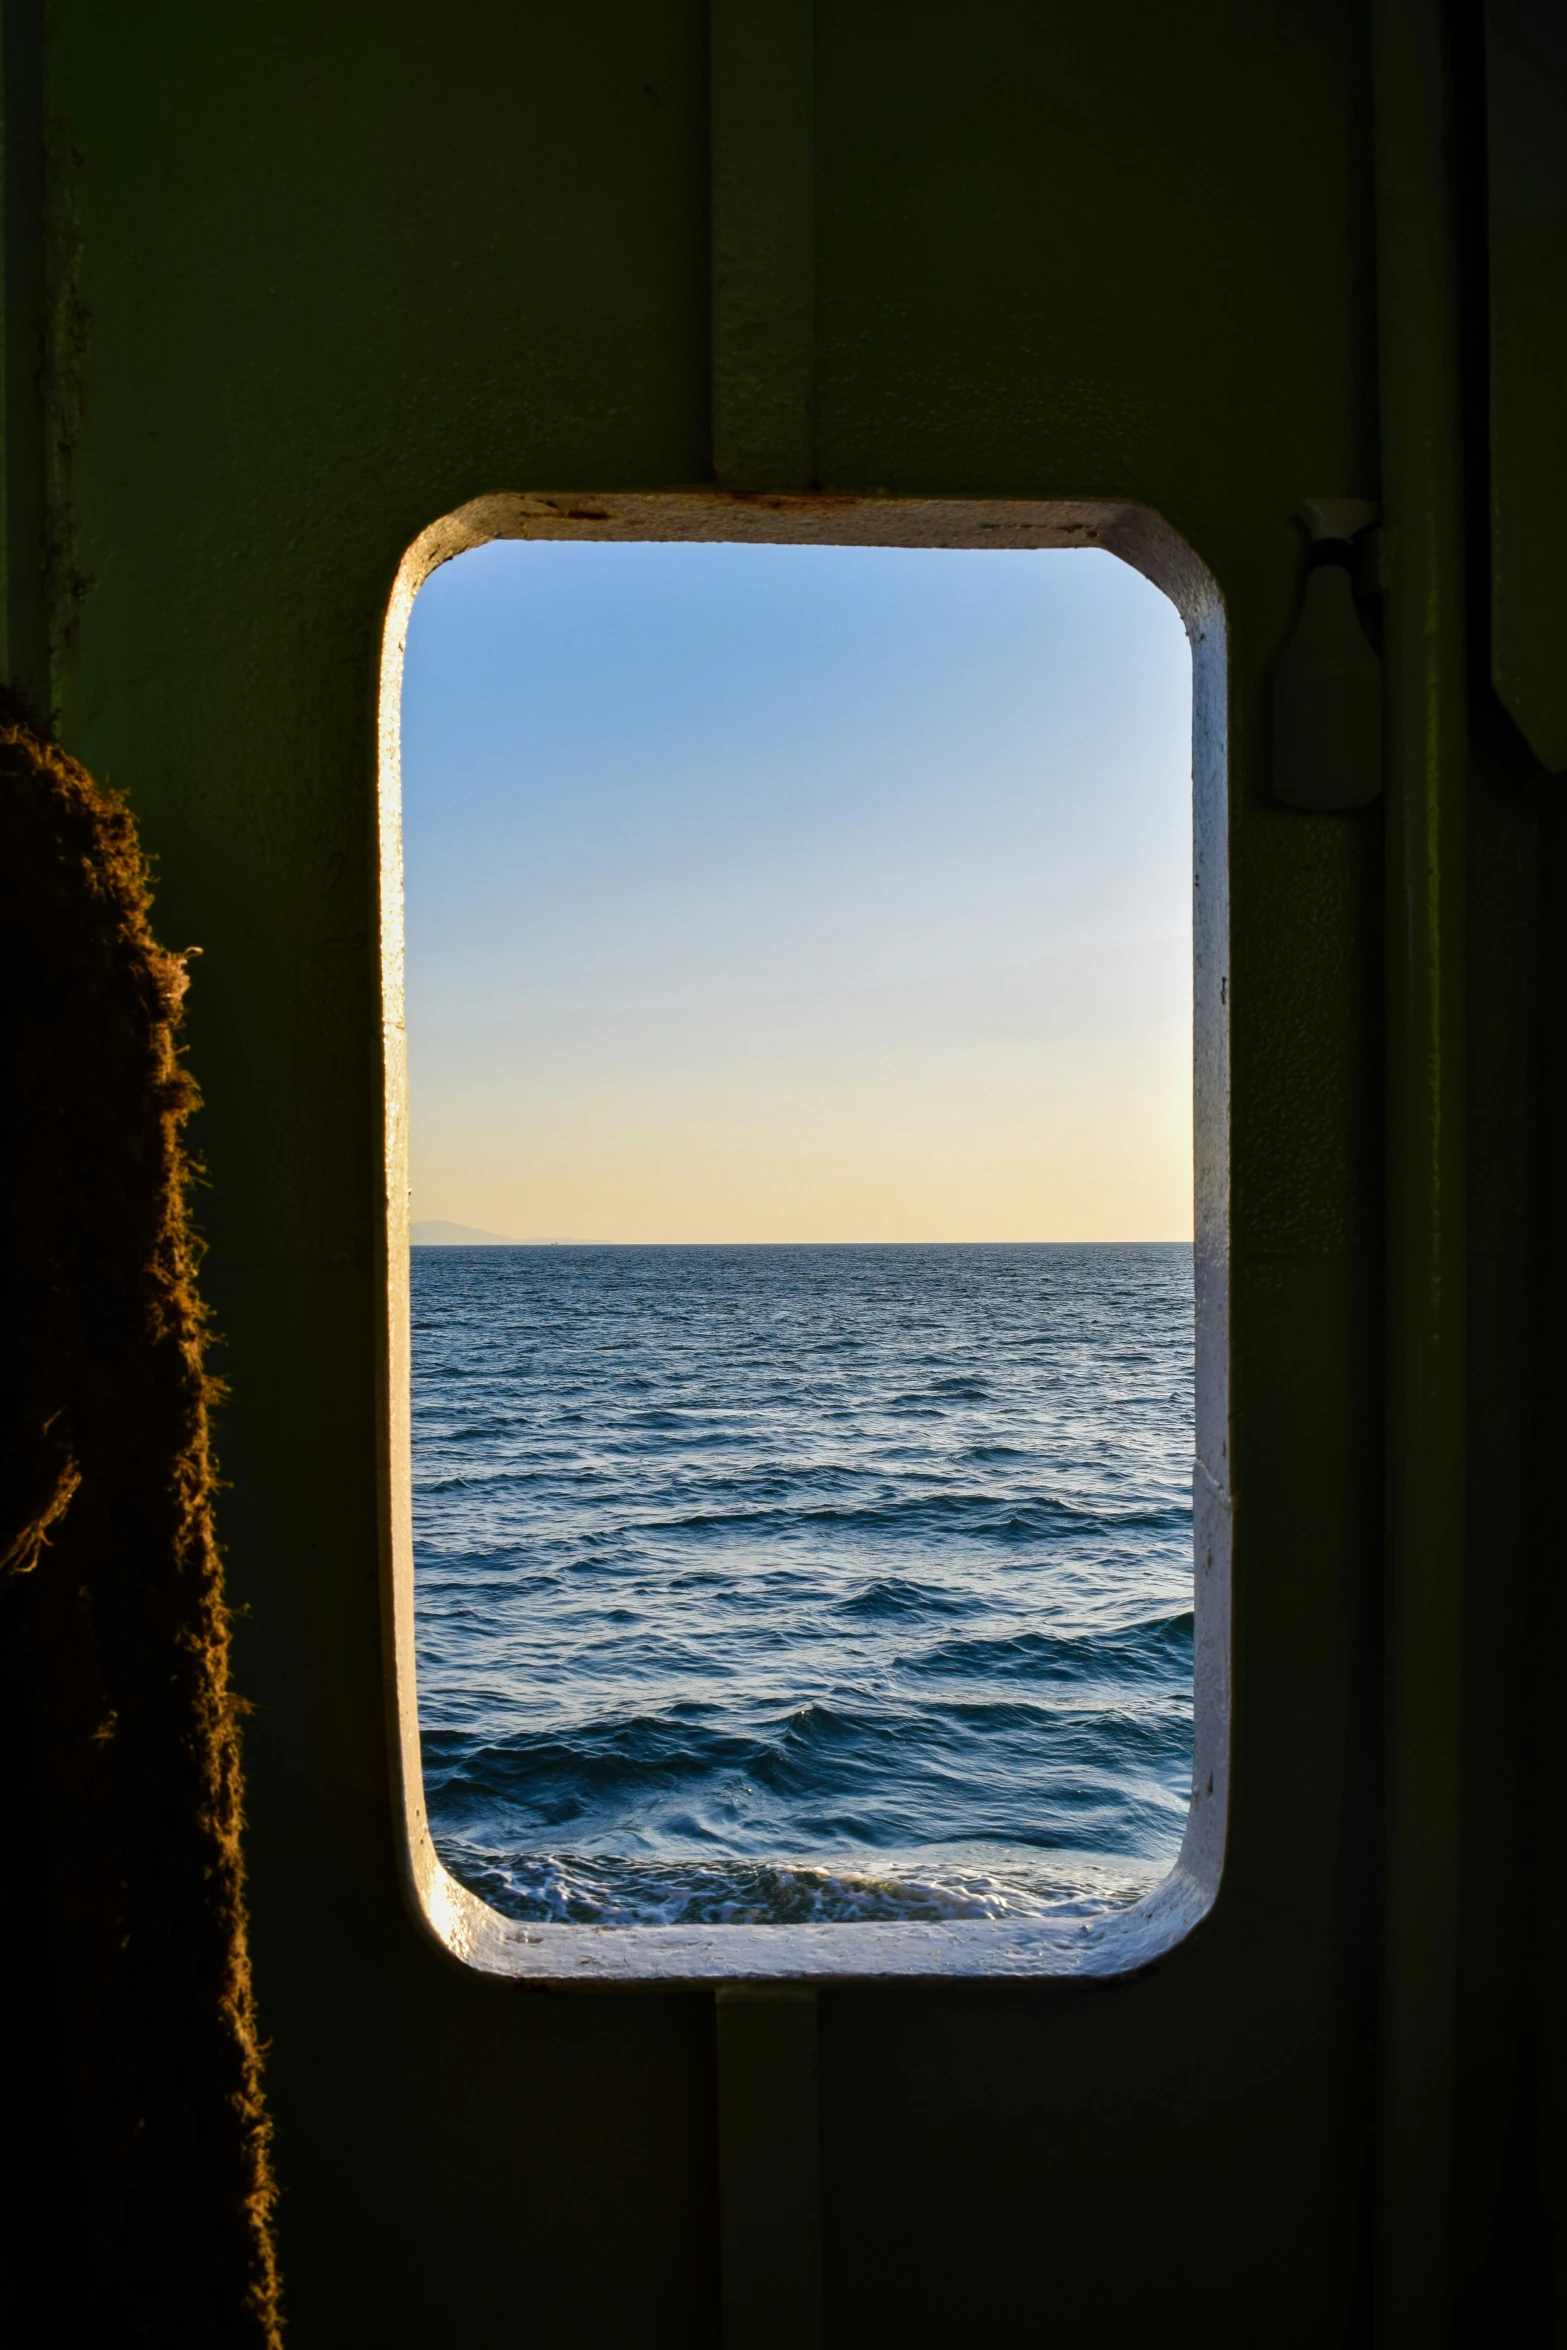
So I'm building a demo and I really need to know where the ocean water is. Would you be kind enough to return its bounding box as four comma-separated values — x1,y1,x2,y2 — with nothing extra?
412,1243,1195,1928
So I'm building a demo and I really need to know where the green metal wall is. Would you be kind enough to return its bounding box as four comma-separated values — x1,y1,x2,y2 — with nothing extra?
3,2,1562,2341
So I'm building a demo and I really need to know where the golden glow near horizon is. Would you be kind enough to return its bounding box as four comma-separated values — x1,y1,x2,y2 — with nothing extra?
402,541,1193,1245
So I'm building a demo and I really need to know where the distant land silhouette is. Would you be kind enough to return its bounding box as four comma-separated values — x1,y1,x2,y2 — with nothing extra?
411,1220,587,1246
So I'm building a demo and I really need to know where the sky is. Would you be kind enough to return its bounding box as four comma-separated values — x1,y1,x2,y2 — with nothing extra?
399,538,1192,1243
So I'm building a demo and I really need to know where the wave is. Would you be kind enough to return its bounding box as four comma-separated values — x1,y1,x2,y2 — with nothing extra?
909,1609,1193,1685
836,1576,983,1620
613,1489,1191,1544
437,1842,1165,1927
423,1685,1194,1840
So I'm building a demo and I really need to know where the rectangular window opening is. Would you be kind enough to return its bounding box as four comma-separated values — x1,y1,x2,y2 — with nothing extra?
379,496,1229,1981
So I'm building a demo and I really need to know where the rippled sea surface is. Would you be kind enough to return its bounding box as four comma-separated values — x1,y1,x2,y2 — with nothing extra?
413,1243,1194,1927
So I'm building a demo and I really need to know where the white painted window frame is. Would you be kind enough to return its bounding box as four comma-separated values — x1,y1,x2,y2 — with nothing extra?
375,491,1229,1983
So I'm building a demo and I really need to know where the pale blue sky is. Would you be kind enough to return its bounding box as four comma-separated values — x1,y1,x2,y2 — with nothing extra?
400,538,1192,1242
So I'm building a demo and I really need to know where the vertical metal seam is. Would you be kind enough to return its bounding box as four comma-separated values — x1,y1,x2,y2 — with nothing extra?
709,0,815,492
1372,0,1470,2338
715,1986,823,2350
